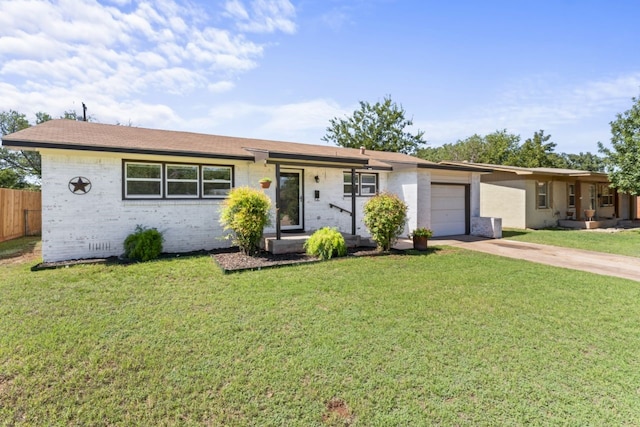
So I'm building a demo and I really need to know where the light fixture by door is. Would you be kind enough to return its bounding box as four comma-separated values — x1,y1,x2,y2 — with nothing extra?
314,175,320,183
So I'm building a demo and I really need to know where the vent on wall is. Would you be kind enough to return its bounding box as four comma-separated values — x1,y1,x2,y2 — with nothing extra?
89,242,111,251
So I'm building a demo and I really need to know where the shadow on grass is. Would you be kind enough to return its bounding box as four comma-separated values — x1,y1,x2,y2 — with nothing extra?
502,229,530,238
0,236,40,260
32,248,226,271
402,247,442,256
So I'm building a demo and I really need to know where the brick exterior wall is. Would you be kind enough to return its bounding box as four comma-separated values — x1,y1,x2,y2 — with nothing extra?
40,150,479,262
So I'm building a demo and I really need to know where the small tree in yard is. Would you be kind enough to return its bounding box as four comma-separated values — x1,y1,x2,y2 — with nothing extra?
220,187,271,255
363,192,408,252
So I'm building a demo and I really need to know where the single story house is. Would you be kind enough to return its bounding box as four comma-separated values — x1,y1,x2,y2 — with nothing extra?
441,161,639,229
2,120,497,262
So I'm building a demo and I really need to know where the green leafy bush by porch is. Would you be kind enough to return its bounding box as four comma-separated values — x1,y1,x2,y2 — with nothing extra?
363,192,408,251
123,225,163,261
220,186,271,255
304,227,347,260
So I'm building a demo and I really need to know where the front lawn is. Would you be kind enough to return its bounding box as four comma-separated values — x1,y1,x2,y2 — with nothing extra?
504,227,640,257
2,250,640,425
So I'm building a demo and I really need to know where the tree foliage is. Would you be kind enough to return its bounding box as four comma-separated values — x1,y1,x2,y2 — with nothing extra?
418,129,520,164
0,110,44,188
599,95,640,195
322,96,426,155
418,128,604,171
510,130,564,168
561,152,605,172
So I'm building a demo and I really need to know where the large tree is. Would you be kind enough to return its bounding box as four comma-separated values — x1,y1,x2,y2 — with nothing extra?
599,95,640,195
322,96,426,155
0,111,44,187
509,129,563,168
560,152,605,172
418,129,520,164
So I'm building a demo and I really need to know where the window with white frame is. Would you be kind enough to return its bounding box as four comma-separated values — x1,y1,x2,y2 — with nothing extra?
123,161,233,199
125,162,162,198
202,166,232,197
537,181,549,209
166,164,199,198
568,184,575,208
600,184,614,207
343,172,378,196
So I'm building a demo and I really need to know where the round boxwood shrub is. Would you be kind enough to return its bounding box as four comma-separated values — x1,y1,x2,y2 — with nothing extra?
304,227,347,260
220,186,272,256
363,192,408,252
123,225,163,261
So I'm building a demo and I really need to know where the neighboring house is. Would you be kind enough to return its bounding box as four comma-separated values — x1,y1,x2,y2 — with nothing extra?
441,161,638,229
2,120,495,262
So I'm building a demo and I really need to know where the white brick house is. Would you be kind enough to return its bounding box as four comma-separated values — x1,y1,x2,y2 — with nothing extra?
3,120,492,262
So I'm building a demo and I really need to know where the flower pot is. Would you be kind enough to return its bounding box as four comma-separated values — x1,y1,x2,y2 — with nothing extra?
260,181,271,189
584,209,595,221
413,236,428,251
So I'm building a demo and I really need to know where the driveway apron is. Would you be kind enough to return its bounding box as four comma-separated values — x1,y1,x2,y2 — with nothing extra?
398,236,640,282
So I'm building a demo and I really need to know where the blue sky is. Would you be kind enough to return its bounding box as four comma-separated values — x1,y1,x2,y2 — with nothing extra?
1,0,639,154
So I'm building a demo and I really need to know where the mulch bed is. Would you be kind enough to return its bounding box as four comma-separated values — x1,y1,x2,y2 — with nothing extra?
212,246,396,273
30,247,410,273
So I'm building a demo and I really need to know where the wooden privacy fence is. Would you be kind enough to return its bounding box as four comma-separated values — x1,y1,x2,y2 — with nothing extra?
0,188,42,242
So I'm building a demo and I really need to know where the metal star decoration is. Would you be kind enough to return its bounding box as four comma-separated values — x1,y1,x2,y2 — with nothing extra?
68,176,92,194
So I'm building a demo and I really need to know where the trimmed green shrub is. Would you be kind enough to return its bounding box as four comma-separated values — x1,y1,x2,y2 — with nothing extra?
304,227,347,260
220,186,272,255
123,225,163,261
363,192,408,252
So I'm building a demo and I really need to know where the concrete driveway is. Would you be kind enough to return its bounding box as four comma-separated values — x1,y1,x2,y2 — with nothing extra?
395,236,640,282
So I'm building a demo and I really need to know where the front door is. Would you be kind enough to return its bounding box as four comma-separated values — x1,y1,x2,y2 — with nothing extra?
279,170,303,231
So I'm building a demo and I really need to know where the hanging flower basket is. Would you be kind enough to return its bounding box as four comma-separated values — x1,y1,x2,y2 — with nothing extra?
259,178,272,189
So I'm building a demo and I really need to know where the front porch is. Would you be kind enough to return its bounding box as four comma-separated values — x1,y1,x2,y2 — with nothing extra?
263,232,376,255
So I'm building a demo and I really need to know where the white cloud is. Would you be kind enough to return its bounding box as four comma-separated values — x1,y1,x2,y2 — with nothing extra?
225,0,297,34
415,72,640,152
225,0,250,20
0,0,296,128
208,81,235,93
201,98,348,142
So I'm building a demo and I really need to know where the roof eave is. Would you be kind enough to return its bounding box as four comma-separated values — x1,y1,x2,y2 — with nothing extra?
1,139,255,161
420,163,493,172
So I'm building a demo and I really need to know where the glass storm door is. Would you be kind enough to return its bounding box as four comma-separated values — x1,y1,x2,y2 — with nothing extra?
279,170,303,230
589,184,596,210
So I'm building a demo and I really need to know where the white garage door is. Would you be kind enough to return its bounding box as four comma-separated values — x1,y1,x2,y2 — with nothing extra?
431,185,466,236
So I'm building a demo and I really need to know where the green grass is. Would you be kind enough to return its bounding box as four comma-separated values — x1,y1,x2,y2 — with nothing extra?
503,228,640,257
0,236,40,259
2,249,640,425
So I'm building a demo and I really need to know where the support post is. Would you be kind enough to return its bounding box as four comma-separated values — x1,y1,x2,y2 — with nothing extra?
275,163,281,240
351,168,356,236
575,180,582,220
